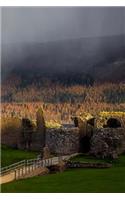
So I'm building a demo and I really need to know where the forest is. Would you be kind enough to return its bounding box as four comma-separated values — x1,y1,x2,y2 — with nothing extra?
1,81,125,124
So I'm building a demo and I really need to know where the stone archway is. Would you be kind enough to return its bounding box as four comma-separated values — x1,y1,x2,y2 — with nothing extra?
72,116,95,153
79,135,91,153
79,120,94,153
106,118,121,128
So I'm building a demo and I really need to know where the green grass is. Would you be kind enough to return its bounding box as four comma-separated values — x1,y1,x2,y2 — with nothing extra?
2,154,125,193
70,154,112,163
1,145,38,167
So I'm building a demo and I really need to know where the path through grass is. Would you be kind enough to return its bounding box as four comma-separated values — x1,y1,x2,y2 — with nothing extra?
2,154,125,193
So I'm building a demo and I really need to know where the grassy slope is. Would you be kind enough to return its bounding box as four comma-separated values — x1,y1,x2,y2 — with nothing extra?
1,145,38,167
2,154,125,193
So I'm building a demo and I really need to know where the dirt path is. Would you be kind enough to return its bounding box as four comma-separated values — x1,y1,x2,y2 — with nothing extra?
1,165,48,184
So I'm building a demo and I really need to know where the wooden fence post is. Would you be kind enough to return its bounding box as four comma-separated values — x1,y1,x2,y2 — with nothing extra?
14,170,17,180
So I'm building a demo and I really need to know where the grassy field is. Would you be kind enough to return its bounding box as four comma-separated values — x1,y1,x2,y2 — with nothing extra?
70,154,112,163
2,154,125,193
1,145,38,167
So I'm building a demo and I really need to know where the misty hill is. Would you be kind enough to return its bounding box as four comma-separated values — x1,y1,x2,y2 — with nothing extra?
2,34,125,85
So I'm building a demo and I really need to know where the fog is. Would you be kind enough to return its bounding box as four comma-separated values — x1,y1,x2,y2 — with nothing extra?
2,7,125,44
1,7,125,80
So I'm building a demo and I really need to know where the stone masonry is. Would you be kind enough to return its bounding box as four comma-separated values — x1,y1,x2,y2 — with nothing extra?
1,111,125,159
90,128,125,159
46,127,79,155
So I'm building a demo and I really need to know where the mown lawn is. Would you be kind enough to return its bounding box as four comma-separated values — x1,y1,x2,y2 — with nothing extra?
70,154,112,163
1,145,38,167
2,154,125,193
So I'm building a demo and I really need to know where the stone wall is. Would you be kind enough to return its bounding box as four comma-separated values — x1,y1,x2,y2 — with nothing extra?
2,116,125,158
66,161,112,168
30,132,45,151
2,131,21,149
90,128,125,159
46,127,79,155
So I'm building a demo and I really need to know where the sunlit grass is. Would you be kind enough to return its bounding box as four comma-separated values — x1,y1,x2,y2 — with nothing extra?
1,145,38,167
2,154,125,193
99,111,125,117
46,121,61,128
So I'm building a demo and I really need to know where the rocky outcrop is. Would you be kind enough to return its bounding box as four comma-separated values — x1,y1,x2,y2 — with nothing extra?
90,128,125,159
46,127,79,155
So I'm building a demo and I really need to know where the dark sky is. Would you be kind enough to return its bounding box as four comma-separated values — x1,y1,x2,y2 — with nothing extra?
2,7,125,44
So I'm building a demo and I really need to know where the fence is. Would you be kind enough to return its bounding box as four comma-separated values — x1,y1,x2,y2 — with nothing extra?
0,153,78,183
0,156,62,181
